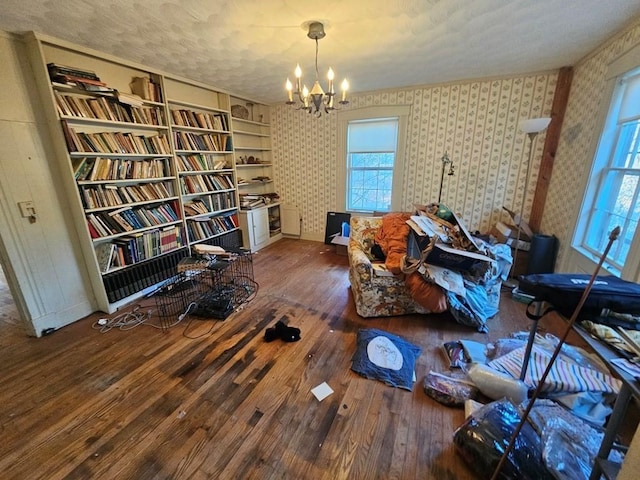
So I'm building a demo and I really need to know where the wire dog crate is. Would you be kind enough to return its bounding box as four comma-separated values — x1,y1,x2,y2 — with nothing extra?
203,249,255,306
153,249,255,330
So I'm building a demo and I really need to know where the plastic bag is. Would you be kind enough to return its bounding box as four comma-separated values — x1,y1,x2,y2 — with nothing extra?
486,337,527,360
423,371,478,407
467,363,528,404
453,399,554,480
542,418,594,480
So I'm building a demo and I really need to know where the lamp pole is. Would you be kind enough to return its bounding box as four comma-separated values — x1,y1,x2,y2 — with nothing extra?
437,152,454,204
504,117,551,289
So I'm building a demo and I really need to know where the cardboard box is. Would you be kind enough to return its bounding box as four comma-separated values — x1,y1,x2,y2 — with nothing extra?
510,249,530,278
490,226,531,251
424,241,493,272
330,235,349,256
494,221,532,242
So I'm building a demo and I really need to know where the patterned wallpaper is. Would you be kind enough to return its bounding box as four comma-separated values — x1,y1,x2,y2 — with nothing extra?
542,18,640,270
271,75,557,240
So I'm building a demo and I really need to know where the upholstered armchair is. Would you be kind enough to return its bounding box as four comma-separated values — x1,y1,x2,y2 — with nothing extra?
348,216,430,317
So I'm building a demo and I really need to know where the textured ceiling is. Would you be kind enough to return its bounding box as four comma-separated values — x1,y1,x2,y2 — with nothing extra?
1,0,640,104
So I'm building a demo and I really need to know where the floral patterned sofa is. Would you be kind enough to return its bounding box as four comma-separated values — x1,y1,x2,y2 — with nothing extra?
348,216,431,317
347,215,507,331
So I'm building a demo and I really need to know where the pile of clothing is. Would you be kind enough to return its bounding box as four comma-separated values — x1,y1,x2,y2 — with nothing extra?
373,204,512,332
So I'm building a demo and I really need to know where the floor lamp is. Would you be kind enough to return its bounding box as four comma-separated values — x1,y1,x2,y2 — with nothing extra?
504,117,552,289
437,151,455,204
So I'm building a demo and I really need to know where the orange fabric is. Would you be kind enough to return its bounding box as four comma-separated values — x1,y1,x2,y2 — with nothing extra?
374,212,448,313
405,272,448,313
374,212,411,274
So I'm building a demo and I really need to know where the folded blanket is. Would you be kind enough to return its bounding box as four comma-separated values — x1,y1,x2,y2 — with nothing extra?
488,346,621,394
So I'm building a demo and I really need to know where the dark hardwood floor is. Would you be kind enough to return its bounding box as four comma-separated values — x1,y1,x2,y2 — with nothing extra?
0,238,631,479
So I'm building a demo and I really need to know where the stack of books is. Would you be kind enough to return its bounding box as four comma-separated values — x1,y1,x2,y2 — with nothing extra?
48,63,111,92
239,194,265,209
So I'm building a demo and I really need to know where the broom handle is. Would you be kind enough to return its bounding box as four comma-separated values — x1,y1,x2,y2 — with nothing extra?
489,226,620,480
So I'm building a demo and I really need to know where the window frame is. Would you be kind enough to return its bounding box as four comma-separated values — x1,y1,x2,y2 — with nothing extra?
337,105,411,214
570,43,640,281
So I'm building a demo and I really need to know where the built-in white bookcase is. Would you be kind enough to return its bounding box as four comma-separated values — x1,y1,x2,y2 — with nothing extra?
24,32,243,313
230,96,282,251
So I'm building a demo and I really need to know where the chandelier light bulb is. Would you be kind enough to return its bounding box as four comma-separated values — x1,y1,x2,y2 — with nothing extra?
285,78,293,102
295,64,302,78
340,79,349,103
327,68,335,94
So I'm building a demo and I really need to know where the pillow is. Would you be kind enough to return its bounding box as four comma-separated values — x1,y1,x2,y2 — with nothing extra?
351,328,421,390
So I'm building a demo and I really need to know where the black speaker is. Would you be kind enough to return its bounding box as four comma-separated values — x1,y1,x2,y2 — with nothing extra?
527,234,558,274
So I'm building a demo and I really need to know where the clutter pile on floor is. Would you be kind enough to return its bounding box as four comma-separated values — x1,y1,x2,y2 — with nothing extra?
347,325,626,479
429,331,624,480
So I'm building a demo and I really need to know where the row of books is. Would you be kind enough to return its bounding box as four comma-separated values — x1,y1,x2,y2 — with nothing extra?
130,76,163,103
103,248,189,303
172,131,230,152
182,192,235,217
176,154,228,172
182,199,209,216
186,214,239,242
181,173,234,194
63,123,171,155
74,157,172,181
87,202,179,238
170,108,229,131
95,225,183,273
54,92,164,126
79,181,175,210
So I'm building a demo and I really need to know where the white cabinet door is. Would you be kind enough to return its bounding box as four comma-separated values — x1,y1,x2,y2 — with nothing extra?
251,207,270,247
240,208,271,251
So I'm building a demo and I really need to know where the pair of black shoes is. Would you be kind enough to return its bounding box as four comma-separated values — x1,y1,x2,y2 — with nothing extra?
264,320,301,342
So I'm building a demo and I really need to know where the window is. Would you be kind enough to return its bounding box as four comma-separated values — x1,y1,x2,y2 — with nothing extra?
575,67,640,272
337,105,410,213
346,118,398,212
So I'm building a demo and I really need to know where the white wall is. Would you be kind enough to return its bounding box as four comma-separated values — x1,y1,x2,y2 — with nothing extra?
0,31,94,336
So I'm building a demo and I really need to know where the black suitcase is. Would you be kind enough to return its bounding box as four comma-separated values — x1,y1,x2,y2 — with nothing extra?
518,273,640,318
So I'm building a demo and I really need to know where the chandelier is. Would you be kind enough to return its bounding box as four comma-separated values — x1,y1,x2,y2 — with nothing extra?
285,21,349,116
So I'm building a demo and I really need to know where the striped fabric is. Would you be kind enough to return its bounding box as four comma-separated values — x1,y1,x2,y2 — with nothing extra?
488,346,621,394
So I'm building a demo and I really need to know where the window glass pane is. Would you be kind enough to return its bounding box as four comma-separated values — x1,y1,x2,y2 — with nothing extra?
347,167,393,211
350,152,395,168
612,121,640,168
586,171,640,267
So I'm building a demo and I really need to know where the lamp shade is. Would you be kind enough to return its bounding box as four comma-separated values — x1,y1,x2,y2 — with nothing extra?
519,117,551,134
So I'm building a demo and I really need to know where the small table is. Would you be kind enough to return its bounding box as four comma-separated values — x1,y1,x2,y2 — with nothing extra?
570,326,640,480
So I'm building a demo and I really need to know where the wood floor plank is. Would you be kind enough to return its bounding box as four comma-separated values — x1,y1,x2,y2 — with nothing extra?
0,238,637,479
